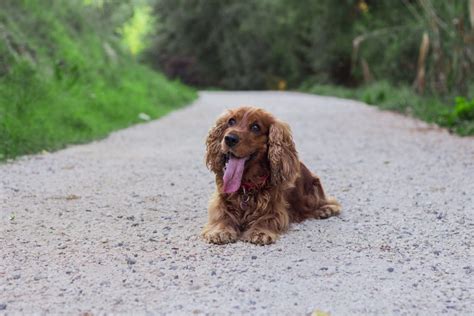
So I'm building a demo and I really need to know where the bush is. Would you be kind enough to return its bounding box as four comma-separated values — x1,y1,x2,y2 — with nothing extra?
0,0,196,160
439,97,474,135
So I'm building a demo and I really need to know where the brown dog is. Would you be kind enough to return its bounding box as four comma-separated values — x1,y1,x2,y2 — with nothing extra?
202,106,341,245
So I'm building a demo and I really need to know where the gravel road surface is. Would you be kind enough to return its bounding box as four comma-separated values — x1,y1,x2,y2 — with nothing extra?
1,91,473,315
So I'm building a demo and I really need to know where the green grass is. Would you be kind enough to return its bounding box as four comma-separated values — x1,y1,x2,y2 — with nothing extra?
300,81,474,136
0,0,197,161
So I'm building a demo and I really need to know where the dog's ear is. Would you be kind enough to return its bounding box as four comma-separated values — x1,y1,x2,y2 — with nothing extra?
268,120,299,186
205,112,229,173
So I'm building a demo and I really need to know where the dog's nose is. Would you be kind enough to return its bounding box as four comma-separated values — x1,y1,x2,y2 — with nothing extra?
224,134,239,147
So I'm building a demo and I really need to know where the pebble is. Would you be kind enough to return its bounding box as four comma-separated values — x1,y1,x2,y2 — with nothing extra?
0,304,6,310
126,258,137,265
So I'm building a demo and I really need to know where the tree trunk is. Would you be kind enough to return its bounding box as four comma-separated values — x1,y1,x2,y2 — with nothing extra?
418,0,447,93
361,58,373,84
470,0,474,30
413,32,430,94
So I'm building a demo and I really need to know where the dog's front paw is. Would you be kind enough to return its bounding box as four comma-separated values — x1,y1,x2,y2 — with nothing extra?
202,225,238,245
315,198,341,219
242,230,278,245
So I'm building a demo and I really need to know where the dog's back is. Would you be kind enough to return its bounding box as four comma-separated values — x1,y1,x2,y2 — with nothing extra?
286,162,341,222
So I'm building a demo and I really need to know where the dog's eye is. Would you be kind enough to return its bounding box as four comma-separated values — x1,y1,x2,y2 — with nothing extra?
250,123,260,133
228,118,236,126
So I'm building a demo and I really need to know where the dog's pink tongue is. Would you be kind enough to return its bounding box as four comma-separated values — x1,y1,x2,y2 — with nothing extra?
223,156,246,193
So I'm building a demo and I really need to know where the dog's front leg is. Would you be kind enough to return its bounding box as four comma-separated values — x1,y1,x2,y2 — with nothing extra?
201,193,240,244
241,203,289,245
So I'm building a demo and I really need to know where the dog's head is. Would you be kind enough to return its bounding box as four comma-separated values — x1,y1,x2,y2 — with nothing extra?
206,106,299,193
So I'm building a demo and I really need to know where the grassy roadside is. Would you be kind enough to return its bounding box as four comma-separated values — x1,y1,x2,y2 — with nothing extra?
0,1,197,161
300,81,474,136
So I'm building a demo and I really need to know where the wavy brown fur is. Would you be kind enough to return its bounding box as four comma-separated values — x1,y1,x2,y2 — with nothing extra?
202,106,341,245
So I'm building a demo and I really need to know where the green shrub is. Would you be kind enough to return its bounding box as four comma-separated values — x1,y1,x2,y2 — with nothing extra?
453,97,474,122
0,0,196,161
438,97,474,135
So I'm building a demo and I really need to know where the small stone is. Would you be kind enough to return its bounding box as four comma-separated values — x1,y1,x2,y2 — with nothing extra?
251,255,257,260
387,267,394,272
126,258,136,265
0,304,6,310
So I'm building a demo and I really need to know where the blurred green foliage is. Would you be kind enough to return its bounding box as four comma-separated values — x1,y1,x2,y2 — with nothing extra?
0,0,196,160
146,0,474,135
440,97,474,135
119,4,155,56
146,0,357,89
148,0,473,93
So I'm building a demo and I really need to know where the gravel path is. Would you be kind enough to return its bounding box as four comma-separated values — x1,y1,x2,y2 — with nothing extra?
1,91,473,315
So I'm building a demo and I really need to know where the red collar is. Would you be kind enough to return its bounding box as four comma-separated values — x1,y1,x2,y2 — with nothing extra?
241,175,269,192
